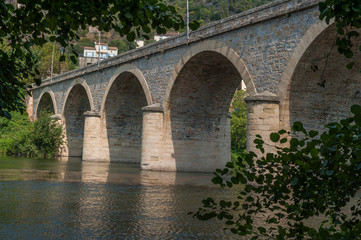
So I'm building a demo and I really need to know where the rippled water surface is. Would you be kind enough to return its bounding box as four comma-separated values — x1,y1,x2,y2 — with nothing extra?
0,157,238,239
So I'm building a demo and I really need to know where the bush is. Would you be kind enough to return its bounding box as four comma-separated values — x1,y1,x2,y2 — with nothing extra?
0,111,64,158
194,105,361,239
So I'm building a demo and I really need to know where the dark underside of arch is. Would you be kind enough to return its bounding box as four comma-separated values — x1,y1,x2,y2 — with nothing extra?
289,25,361,132
64,85,91,157
169,51,242,171
104,72,148,163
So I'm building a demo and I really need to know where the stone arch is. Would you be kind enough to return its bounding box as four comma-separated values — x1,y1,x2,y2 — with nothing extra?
162,40,252,172
34,88,57,119
61,78,94,116
62,79,93,157
278,21,330,130
100,64,150,163
100,64,152,114
163,40,256,107
278,20,361,132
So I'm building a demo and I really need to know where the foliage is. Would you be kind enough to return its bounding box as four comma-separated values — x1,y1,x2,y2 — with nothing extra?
109,39,137,54
32,112,64,157
193,105,361,239
230,89,247,151
32,42,74,79
166,0,275,24
0,0,194,118
319,0,361,69
0,111,64,158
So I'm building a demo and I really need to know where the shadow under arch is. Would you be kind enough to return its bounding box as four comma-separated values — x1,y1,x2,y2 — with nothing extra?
278,21,361,132
62,79,93,157
35,88,57,119
101,65,151,163
163,41,254,172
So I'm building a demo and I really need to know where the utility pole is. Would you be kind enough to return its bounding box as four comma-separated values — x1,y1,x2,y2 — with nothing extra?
186,0,189,40
98,30,101,67
50,42,55,81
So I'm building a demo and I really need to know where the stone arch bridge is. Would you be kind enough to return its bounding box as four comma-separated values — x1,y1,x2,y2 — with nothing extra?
29,0,361,172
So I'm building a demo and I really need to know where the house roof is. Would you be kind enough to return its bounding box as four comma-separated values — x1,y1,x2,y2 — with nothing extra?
84,47,96,50
108,46,118,50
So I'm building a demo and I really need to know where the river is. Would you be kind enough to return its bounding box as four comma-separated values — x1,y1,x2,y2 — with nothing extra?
0,156,238,239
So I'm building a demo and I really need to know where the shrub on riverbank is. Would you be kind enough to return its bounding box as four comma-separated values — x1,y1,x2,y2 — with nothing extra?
0,112,64,158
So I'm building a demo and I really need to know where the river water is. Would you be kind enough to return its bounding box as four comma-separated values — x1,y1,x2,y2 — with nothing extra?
0,156,238,239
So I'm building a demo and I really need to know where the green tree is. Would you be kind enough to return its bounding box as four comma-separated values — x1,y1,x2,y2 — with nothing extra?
109,39,130,54
0,0,199,118
0,111,64,157
194,105,361,239
230,89,247,152
319,0,361,69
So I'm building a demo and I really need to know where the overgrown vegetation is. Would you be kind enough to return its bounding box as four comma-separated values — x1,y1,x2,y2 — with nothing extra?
167,0,275,25
0,111,64,158
194,105,361,239
230,89,247,160
319,0,361,70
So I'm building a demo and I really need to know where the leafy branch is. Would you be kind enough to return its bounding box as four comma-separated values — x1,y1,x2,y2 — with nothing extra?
193,105,361,239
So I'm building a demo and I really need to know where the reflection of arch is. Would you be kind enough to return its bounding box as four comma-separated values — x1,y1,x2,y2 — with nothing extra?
163,40,256,107
61,78,94,116
35,88,57,119
100,64,152,114
277,21,330,129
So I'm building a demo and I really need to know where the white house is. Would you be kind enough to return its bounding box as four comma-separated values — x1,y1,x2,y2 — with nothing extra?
83,42,118,60
136,39,145,48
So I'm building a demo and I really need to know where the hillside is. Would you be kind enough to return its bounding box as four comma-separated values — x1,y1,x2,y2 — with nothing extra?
166,0,275,25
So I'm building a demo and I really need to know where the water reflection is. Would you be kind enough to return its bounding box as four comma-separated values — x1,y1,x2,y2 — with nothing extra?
0,156,235,239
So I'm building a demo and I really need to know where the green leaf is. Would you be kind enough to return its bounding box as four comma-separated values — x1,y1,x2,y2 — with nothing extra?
309,130,318,138
292,122,305,132
290,138,299,148
351,105,361,115
270,133,280,143
278,129,287,134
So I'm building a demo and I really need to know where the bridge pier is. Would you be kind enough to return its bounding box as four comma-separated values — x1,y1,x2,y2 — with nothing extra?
82,111,110,162
245,95,280,155
140,104,167,170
